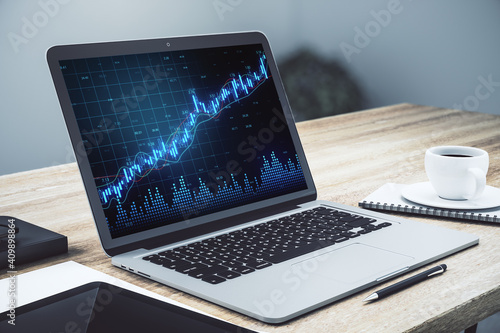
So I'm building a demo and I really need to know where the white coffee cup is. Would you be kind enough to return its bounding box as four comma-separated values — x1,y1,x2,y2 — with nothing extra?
425,146,489,200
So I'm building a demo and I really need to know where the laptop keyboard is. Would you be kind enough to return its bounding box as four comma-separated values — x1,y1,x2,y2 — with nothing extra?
142,207,392,284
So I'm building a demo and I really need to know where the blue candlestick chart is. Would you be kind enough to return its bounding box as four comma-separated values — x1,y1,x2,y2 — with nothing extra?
97,54,270,207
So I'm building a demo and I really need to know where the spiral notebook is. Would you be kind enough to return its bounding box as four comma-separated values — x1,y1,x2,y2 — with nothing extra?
359,183,500,223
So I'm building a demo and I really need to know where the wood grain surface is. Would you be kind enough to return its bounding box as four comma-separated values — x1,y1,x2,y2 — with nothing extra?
1,103,499,332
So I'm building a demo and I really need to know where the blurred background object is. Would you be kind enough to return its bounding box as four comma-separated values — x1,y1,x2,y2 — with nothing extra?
279,49,364,121
1,0,500,175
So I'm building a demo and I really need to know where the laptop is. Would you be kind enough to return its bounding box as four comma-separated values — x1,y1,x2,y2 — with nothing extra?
47,31,478,323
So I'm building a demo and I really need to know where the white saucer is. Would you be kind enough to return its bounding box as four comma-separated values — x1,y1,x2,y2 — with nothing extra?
401,182,500,210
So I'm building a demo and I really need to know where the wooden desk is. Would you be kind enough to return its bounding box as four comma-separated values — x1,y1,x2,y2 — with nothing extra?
1,104,499,332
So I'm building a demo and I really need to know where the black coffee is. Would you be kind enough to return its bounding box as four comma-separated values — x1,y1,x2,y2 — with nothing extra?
441,154,473,158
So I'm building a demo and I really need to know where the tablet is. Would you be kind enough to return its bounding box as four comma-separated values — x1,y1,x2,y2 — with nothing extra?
0,281,257,332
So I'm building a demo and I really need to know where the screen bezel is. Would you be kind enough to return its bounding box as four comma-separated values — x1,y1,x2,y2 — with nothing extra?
47,31,317,256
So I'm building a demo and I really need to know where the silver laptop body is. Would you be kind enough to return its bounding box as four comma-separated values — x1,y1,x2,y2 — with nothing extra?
47,31,478,323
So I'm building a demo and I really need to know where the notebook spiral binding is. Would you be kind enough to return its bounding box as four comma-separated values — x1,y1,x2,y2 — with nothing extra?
359,201,500,223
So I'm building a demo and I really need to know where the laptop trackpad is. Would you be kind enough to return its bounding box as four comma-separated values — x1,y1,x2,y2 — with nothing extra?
292,243,414,284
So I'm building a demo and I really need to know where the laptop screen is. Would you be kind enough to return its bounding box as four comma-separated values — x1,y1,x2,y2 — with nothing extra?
57,42,307,239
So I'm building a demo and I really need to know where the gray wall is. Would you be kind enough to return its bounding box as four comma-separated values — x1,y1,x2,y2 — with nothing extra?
1,0,499,175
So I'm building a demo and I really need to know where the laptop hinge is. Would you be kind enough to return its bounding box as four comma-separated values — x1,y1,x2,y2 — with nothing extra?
142,202,303,250
106,196,313,256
